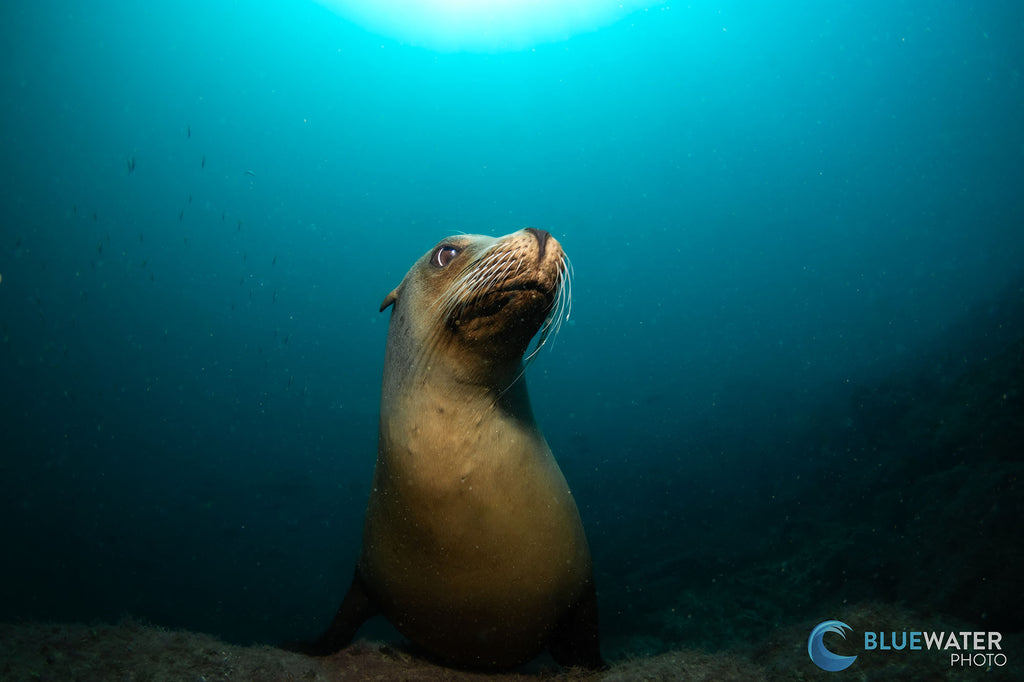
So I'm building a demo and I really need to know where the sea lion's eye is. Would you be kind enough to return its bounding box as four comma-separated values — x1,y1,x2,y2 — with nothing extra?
432,246,459,268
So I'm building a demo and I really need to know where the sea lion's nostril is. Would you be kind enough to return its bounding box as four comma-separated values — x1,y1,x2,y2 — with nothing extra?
524,227,549,261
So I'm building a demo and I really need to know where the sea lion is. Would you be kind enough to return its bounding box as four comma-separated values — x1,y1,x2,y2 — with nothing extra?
290,228,603,669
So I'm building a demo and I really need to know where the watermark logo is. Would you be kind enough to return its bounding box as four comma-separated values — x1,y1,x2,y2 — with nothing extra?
808,620,858,672
807,619,1008,671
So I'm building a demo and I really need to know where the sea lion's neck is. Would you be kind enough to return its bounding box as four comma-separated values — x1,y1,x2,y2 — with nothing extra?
382,343,536,429
377,311,542,486
381,300,535,423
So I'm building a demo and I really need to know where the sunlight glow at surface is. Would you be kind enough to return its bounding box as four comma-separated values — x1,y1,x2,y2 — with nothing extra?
316,0,662,52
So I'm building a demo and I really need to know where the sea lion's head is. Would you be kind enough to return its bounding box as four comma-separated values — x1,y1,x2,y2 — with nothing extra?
381,228,570,386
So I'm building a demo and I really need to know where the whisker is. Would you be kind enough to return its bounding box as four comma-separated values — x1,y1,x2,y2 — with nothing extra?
518,252,572,369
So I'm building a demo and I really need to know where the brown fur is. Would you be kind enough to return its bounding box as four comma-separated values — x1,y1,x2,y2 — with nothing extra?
363,229,594,667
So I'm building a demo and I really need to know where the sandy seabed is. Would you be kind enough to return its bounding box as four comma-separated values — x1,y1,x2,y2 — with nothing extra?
2,602,1021,682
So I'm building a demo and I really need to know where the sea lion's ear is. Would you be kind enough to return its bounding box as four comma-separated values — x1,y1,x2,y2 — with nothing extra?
380,287,399,312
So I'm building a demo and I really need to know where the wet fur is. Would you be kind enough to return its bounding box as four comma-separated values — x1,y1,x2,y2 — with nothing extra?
288,229,603,670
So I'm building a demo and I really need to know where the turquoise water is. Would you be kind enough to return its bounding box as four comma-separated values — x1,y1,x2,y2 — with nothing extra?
1,0,1022,658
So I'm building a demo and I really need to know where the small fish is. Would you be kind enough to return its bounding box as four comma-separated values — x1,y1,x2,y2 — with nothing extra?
272,290,277,303
139,232,144,243
201,155,206,169
272,255,277,266
126,155,136,175
244,170,256,177
187,124,191,139
179,209,184,221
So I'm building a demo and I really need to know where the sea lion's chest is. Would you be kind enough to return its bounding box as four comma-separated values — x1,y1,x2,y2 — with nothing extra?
361,401,588,598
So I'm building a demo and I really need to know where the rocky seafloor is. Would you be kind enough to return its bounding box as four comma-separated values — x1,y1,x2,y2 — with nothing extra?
2,601,1021,681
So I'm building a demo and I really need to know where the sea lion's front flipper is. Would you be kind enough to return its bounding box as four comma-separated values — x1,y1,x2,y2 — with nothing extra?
283,569,378,656
548,580,607,671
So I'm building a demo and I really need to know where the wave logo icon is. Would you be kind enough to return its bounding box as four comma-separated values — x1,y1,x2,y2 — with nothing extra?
808,620,858,672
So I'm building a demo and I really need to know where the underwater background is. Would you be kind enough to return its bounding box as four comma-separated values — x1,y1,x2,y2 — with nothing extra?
1,0,1022,673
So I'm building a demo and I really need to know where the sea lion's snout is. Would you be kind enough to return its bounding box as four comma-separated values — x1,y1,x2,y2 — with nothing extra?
467,230,563,322
412,229,567,366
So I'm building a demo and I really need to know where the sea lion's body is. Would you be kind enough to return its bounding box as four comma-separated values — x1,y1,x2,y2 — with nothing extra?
292,229,602,669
